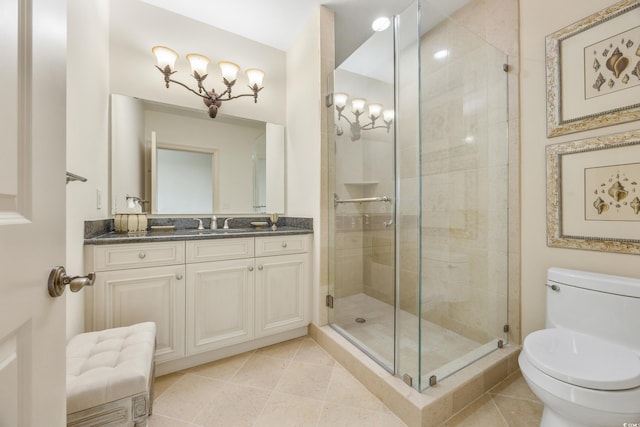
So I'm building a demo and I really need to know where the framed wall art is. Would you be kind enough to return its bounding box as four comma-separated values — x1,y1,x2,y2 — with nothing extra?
547,130,640,253
546,0,640,137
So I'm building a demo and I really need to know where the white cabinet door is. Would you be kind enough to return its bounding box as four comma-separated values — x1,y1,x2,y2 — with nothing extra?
93,265,186,363
255,253,309,338
186,259,255,355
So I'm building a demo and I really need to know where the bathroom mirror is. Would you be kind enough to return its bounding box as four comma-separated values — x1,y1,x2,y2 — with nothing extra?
110,94,285,215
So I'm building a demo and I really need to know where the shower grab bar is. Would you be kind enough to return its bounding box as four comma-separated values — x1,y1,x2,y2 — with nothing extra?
334,194,392,206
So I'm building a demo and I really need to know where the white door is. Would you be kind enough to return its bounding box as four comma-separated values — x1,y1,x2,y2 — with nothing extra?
0,0,68,425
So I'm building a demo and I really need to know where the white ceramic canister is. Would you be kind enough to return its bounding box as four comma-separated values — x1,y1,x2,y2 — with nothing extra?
114,214,126,233
126,214,139,233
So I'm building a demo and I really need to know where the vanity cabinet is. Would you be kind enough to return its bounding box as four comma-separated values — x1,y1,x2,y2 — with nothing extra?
254,235,309,338
185,238,256,355
85,234,311,372
85,242,186,363
184,235,310,355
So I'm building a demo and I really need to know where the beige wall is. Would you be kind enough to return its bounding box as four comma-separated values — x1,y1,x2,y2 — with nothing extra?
286,6,334,325
66,0,110,340
520,0,640,339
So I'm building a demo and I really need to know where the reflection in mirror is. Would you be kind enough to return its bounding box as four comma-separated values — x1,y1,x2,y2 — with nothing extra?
110,94,285,215
155,147,214,214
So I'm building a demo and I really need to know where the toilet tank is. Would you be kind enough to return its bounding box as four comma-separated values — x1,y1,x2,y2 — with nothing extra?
546,268,640,353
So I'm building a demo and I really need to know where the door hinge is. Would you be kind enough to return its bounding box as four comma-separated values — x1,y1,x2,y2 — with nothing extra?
325,93,333,108
326,294,334,308
503,324,509,333
503,63,509,72
403,373,413,386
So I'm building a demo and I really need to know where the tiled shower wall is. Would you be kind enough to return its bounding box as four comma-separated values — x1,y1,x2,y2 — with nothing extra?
334,0,519,345
416,0,520,344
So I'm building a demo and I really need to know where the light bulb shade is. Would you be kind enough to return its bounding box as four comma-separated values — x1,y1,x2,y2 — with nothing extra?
186,53,210,76
334,93,348,108
371,17,391,32
152,46,178,70
368,103,383,118
351,98,367,114
246,68,265,87
383,109,395,122
218,61,240,82
433,49,449,59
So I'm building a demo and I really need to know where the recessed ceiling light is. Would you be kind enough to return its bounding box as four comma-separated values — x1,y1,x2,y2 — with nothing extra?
433,49,449,59
371,17,391,32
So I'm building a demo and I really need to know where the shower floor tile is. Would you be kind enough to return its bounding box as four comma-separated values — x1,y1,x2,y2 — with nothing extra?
331,293,481,376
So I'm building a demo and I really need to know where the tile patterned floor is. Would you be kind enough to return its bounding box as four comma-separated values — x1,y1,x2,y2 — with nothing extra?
150,336,543,427
444,370,543,426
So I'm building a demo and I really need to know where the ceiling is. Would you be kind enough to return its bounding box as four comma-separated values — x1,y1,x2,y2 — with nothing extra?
140,0,415,64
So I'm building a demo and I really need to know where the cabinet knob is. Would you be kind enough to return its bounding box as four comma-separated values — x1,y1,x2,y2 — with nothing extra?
138,252,146,259
176,274,183,280
258,265,263,271
281,242,287,248
248,266,254,272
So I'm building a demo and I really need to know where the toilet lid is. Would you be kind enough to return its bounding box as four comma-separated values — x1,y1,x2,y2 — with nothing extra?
523,328,640,390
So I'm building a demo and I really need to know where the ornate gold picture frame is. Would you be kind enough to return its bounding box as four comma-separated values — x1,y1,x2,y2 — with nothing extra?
546,0,640,137
547,130,640,253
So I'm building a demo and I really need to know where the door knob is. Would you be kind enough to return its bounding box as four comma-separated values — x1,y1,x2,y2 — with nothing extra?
48,266,96,298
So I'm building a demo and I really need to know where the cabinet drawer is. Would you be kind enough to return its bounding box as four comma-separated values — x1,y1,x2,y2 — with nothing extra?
255,235,309,257
186,237,254,263
88,242,185,271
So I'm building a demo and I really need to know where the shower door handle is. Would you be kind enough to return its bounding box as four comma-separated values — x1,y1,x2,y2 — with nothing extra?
384,218,394,227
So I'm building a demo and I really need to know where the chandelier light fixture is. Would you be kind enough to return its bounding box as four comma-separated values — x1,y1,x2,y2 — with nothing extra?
152,46,265,118
334,92,394,141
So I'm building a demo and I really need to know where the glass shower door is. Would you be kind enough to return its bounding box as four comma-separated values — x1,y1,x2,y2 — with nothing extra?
416,0,510,390
328,22,397,373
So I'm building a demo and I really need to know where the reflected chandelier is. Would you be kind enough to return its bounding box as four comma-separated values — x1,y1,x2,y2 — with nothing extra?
152,46,265,118
334,92,394,141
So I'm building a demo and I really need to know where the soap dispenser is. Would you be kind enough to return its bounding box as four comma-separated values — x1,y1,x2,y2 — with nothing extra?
211,215,217,229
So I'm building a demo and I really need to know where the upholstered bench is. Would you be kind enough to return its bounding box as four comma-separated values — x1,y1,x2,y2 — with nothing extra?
66,322,156,427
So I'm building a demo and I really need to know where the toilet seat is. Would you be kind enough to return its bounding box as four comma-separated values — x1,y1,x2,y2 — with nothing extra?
523,328,640,390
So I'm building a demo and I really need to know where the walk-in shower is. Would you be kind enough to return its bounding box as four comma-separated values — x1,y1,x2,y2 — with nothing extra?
327,0,509,392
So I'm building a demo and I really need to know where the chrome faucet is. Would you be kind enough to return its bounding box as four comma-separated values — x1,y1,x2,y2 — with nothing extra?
223,217,234,229
195,218,204,230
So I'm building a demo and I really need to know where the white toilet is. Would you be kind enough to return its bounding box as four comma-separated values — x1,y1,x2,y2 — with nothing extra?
519,268,640,427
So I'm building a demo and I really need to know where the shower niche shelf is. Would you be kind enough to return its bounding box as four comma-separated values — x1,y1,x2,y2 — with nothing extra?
343,181,379,187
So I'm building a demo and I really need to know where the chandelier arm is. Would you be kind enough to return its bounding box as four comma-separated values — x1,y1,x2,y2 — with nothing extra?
337,112,353,125
218,93,256,102
217,90,262,102
360,123,389,131
166,78,212,100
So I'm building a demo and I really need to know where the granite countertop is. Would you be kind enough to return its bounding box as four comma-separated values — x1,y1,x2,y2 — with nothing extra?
85,226,312,245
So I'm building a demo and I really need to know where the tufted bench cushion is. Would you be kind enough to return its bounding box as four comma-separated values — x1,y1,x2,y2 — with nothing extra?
67,322,156,426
